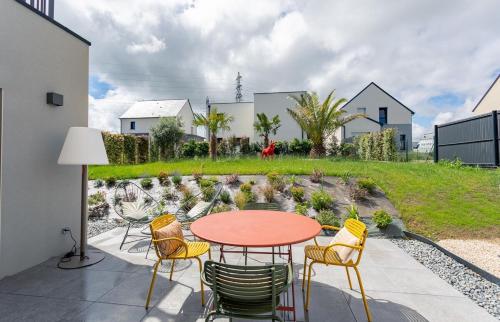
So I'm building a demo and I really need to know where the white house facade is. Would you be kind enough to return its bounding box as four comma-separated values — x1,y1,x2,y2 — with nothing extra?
0,0,89,278
210,91,305,143
120,99,195,137
335,82,414,150
472,74,500,115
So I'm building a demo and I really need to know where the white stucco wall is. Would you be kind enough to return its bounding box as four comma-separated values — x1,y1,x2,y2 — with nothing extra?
254,92,304,143
473,77,500,115
211,102,254,140
0,1,89,278
343,118,381,140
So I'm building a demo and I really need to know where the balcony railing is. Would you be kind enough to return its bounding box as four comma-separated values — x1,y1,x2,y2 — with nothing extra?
24,0,54,18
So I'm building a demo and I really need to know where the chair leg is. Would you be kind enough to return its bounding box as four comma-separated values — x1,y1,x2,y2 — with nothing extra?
353,266,372,322
345,266,353,290
119,223,131,250
305,261,315,311
205,312,216,322
145,239,152,259
302,256,308,290
244,247,248,265
196,257,205,306
169,259,176,281
145,260,161,309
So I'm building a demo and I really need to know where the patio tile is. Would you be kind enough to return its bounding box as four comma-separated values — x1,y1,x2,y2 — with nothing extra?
154,281,209,315
142,308,220,321
59,302,147,322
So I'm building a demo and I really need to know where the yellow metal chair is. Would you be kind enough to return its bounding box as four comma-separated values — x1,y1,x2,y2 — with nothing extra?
302,218,372,321
145,214,211,309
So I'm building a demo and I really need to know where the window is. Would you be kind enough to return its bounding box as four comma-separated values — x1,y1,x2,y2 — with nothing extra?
357,107,367,115
400,134,406,151
130,121,136,130
379,107,388,125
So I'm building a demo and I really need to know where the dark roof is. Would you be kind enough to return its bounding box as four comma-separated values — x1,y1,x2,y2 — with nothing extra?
341,82,415,115
14,0,91,46
472,74,500,112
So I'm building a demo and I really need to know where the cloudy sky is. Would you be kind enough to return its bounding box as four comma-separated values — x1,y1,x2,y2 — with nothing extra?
56,0,500,140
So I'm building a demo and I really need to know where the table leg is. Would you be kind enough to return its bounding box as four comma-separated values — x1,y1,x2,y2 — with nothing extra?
219,245,226,263
289,245,296,321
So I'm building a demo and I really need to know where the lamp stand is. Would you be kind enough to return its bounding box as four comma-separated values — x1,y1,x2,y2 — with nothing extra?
58,165,105,269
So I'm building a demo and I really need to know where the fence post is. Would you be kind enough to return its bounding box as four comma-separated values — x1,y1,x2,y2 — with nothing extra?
433,125,439,163
492,110,499,167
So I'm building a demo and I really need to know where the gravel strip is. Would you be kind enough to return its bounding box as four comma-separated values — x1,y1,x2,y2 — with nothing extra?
391,238,500,319
88,219,126,238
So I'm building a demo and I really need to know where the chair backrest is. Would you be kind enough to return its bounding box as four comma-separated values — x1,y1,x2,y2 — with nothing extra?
176,182,222,221
203,261,291,305
343,218,368,264
114,181,162,222
149,213,177,236
243,202,280,211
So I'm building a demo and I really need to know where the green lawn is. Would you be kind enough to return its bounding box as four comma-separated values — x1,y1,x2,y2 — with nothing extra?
89,157,500,240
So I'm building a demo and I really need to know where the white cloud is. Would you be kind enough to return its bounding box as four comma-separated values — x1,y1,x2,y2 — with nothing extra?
412,122,428,141
126,36,166,54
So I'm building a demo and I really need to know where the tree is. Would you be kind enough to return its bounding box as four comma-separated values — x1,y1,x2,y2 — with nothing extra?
150,117,184,160
253,113,281,147
193,107,233,160
287,90,363,158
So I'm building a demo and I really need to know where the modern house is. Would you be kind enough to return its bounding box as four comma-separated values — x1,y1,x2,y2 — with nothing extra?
416,133,434,153
0,0,89,278
211,91,306,143
472,74,500,115
335,82,414,150
120,99,197,138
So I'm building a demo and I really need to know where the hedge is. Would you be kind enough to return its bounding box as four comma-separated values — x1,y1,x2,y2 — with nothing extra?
136,136,149,163
355,128,397,161
102,132,125,164
123,135,136,164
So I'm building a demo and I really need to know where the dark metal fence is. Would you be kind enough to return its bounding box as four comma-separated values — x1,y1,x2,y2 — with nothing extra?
23,0,54,18
434,111,499,166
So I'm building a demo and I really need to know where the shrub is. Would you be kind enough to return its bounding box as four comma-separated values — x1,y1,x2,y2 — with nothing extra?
157,172,170,186
267,172,285,192
274,140,288,155
295,202,309,215
289,138,312,155
102,132,124,164
140,178,153,190
261,185,274,202
150,117,184,160
316,210,340,227
339,143,356,157
123,134,137,164
290,186,305,202
310,168,324,183
220,190,232,204
339,171,351,185
234,191,248,210
288,175,302,186
202,185,216,202
212,204,232,214
373,210,392,229
344,204,360,221
240,136,251,155
88,191,109,218
217,139,229,156
193,171,203,184
199,179,214,189
172,174,182,186
248,178,256,185
382,128,397,161
225,174,240,185
162,188,178,201
311,189,333,211
349,185,368,200
94,179,104,188
181,140,197,158
136,136,149,163
208,176,219,183
358,178,376,194
181,188,196,211
105,177,117,188
88,191,106,206
240,182,252,194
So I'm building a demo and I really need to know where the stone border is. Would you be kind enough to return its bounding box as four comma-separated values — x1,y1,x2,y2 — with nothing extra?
403,230,499,286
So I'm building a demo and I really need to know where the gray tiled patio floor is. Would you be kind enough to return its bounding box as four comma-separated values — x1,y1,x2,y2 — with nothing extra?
0,226,495,322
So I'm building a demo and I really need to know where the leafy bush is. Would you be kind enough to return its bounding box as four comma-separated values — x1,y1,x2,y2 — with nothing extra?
105,177,117,188
290,186,305,202
316,210,340,227
355,128,397,161
248,178,256,185
310,168,324,183
225,174,240,185
439,158,463,169
217,139,230,156
240,182,252,194
295,202,309,215
373,210,392,229
150,117,184,160
181,140,197,158
349,185,368,200
136,136,149,163
181,188,196,210
157,172,170,186
274,140,288,155
357,178,376,194
88,191,106,206
202,185,216,202
234,191,248,210
123,134,137,164
220,190,232,204
343,204,359,221
339,143,356,157
240,136,251,155
208,176,219,183
199,179,214,190
267,172,286,192
140,178,153,190
311,189,334,211
94,179,104,188
172,174,182,186
261,185,274,202
289,138,312,155
162,188,178,201
212,204,232,214
102,132,124,164
288,175,302,186
339,171,351,185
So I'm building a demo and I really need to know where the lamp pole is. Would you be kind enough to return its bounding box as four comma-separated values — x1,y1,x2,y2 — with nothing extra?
80,164,88,260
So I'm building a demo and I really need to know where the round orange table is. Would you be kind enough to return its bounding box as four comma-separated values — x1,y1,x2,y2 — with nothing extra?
191,210,321,322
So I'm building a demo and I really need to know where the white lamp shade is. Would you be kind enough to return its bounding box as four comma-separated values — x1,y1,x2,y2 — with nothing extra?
58,127,109,165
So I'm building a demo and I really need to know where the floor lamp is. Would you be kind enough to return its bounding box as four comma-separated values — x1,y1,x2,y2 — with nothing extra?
57,127,109,269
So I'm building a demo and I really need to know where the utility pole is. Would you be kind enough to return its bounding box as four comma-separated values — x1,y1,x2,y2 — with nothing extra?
235,72,242,102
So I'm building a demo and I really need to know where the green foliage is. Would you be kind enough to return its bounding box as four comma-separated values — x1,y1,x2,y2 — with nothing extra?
382,128,398,161
212,204,232,214
295,202,310,215
136,136,149,163
290,186,305,202
343,204,359,221
140,178,153,190
227,135,238,156
288,138,312,155
225,174,240,185
288,175,302,186
316,210,340,227
202,185,216,202
253,113,281,146
172,174,182,186
200,179,214,189
261,184,274,202
150,117,184,160
357,177,376,194
193,171,204,184
266,172,286,192
439,158,463,169
350,185,368,200
88,191,106,206
123,135,137,164
193,107,234,160
274,140,288,155
157,172,170,186
340,171,351,184
248,178,256,185
240,182,252,194
219,190,232,204
94,179,104,188
355,128,398,161
310,168,324,183
240,137,251,155
217,139,230,157
102,132,125,164
195,141,209,157
373,210,392,229
181,140,198,158
234,191,248,210
180,187,196,210
105,177,117,188
311,189,334,211
162,188,177,201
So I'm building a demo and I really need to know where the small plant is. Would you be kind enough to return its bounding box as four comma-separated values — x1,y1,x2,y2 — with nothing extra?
225,174,240,185
212,204,232,214
290,186,305,202
143,195,153,205
162,188,178,201
234,191,248,210
157,172,170,186
267,172,286,192
219,190,232,204
88,191,109,218
311,189,334,211
340,171,351,185
140,178,153,190
88,191,106,206
349,185,368,200
373,210,392,229
105,177,117,188
202,185,216,202
261,185,275,202
248,178,256,185
288,175,302,186
208,176,219,183
316,210,340,227
310,168,324,183
295,202,310,215
122,191,137,202
193,171,203,183
239,182,255,202
180,188,196,211
344,204,359,221
199,179,215,189
357,177,376,194
94,179,104,188
172,174,182,187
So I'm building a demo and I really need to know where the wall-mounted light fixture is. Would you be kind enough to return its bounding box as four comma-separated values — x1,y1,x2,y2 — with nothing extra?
47,92,64,106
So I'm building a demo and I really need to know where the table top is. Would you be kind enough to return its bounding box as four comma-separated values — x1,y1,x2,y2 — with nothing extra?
190,210,322,247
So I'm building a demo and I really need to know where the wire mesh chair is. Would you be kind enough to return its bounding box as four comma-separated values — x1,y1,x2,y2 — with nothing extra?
114,181,165,250
175,182,223,226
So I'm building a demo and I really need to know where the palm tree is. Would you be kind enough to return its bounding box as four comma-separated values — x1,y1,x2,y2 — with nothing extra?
287,90,363,158
193,107,234,160
253,113,281,147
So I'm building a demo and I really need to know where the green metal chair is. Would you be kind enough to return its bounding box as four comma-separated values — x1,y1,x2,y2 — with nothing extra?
202,260,292,322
